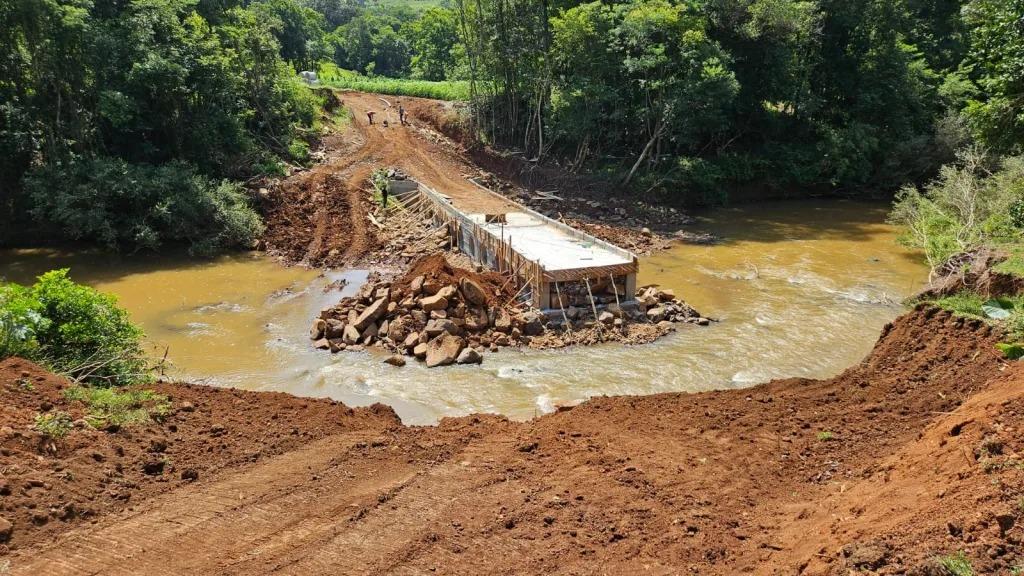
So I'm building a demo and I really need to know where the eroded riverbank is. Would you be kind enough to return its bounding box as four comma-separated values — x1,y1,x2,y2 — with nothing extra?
0,200,928,424
4,307,1021,574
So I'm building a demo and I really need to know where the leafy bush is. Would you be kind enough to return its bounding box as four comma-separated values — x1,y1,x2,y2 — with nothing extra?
997,343,1024,360
33,411,73,440
63,386,171,429
0,270,148,387
25,158,264,255
0,283,47,360
890,150,1024,270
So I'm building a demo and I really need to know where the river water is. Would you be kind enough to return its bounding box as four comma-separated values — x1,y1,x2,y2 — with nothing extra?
1,200,926,424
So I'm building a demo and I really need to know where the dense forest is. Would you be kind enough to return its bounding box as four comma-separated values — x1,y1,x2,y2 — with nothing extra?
2,0,1022,252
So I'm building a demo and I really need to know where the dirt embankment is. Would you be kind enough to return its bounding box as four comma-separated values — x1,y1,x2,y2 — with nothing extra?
0,357,401,556
5,306,1023,574
406,97,709,253
921,248,1024,300
258,91,693,269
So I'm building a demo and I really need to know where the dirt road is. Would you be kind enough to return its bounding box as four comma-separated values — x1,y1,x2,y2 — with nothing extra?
8,307,1023,574
261,92,518,266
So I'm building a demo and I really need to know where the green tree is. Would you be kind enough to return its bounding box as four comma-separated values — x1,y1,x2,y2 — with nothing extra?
962,0,1024,153
404,7,459,81
251,0,327,71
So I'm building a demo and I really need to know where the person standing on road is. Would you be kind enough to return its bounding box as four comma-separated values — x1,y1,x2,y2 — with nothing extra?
367,110,375,125
398,103,407,126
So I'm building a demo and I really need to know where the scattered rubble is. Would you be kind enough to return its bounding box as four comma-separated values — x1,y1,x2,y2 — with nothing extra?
311,255,712,366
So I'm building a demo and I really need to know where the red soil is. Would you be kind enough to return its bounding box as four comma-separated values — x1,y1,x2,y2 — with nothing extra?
399,253,516,305
5,307,1023,575
0,358,400,555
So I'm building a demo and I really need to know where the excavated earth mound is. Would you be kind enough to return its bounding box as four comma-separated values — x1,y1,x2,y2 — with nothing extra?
0,358,401,555
5,306,1023,575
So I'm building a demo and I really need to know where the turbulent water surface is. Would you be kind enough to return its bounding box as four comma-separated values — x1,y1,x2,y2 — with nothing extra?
1,200,927,424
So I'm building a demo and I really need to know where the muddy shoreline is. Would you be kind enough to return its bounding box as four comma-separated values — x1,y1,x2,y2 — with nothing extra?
3,306,1022,574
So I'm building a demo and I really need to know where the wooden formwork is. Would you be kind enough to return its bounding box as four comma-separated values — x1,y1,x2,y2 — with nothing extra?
391,179,638,309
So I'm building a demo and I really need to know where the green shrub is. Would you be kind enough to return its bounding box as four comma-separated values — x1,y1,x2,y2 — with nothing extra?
33,411,73,440
63,386,170,428
0,283,47,360
890,150,1024,270
0,270,148,387
24,157,264,256
997,343,1024,360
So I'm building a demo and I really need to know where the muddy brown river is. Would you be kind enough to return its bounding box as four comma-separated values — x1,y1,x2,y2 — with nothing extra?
1,200,926,424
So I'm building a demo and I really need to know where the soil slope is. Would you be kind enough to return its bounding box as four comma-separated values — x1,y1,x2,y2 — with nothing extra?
261,92,519,267
6,306,1022,575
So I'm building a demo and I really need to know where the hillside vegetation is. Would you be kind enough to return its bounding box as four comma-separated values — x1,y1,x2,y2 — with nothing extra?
3,0,1022,251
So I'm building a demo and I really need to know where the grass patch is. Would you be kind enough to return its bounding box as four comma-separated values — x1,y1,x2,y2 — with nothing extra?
936,551,973,576
320,68,471,101
994,251,1024,278
816,430,835,442
63,386,171,429
34,411,73,439
929,292,988,319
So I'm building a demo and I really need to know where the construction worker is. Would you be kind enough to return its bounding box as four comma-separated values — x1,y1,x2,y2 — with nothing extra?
367,110,375,125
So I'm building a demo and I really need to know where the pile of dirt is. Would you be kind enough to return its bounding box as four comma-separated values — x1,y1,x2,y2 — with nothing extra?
311,255,707,365
8,307,1023,575
399,253,513,304
260,166,380,267
0,357,401,556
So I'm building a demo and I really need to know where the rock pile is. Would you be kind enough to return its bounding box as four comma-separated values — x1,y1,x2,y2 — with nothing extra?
310,271,546,367
310,256,712,367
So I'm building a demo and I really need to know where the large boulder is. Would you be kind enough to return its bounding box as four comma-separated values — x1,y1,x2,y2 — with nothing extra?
325,319,345,339
413,343,428,359
354,298,387,330
425,318,457,337
422,278,442,296
519,311,544,336
646,306,667,323
402,332,420,350
410,275,425,295
459,278,488,306
342,324,361,345
435,285,458,301
387,317,409,342
425,334,465,368
309,318,326,340
419,294,448,312
456,347,483,365
492,307,512,332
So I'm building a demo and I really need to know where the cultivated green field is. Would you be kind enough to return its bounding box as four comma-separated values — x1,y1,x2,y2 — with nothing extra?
318,65,470,101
